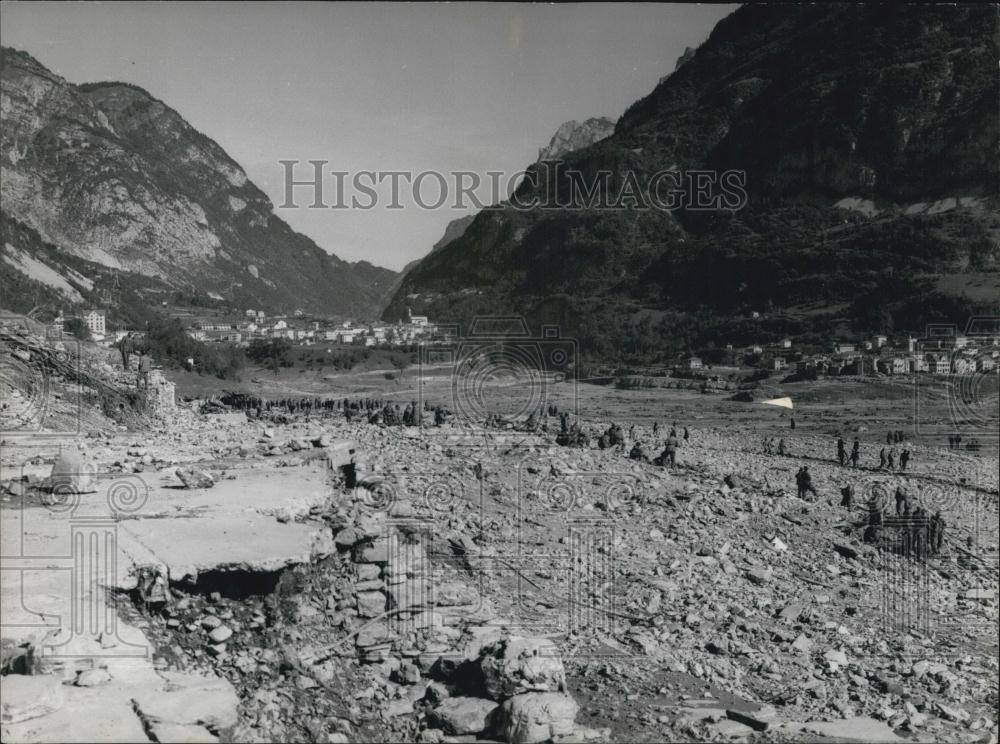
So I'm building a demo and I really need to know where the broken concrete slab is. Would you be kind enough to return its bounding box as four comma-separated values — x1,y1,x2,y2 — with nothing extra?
0,674,64,723
799,717,906,742
131,671,239,731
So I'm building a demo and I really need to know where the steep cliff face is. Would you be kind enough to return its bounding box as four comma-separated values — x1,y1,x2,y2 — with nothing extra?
0,47,395,316
537,117,616,161
383,4,999,355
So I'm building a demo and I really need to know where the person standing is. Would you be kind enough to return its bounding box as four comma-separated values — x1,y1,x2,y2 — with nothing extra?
837,437,846,466
137,352,151,389
663,431,679,467
851,438,860,468
900,449,910,471
117,332,133,371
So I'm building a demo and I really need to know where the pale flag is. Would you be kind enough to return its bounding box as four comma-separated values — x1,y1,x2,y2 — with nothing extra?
762,396,793,409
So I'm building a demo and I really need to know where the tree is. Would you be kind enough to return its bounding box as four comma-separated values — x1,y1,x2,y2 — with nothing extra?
63,318,91,341
390,354,410,383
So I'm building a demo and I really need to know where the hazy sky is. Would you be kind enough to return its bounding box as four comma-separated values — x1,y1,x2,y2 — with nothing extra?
1,2,735,271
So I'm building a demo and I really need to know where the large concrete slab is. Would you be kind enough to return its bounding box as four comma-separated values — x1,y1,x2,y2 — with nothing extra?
1,463,335,743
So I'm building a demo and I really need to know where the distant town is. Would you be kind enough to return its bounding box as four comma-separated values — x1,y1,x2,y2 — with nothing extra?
54,305,1000,379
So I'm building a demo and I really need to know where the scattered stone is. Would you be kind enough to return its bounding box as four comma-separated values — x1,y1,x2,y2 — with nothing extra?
208,625,233,644
480,636,567,700
429,697,499,735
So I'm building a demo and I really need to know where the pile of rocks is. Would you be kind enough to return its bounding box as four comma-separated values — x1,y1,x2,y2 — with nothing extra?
326,480,601,743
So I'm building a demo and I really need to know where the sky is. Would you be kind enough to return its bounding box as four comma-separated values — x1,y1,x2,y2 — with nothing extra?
1,2,736,271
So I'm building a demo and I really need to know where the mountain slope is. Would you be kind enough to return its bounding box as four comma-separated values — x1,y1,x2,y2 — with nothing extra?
383,4,999,357
1,47,395,318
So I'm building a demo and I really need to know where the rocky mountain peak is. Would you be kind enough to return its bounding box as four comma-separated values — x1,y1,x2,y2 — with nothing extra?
537,116,616,161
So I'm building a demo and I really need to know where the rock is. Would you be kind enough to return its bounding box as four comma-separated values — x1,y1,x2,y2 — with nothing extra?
746,568,772,586
726,706,777,732
200,615,223,630
791,634,813,653
1,674,65,723
75,668,112,686
176,468,215,489
833,543,859,560
47,448,97,495
334,527,362,549
708,719,756,739
706,639,730,655
395,661,421,685
480,636,566,700
208,625,233,644
936,703,970,722
962,588,996,600
824,648,849,667
778,603,804,622
357,590,386,618
429,697,499,735
356,537,390,564
499,693,579,744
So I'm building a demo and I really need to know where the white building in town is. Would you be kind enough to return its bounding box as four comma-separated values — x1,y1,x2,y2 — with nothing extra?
83,310,106,337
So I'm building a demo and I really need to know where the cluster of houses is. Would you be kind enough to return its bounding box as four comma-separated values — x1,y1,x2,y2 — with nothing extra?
685,332,1000,377
185,309,440,348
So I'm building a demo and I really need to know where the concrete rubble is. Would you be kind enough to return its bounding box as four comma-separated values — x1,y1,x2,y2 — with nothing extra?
1,397,997,743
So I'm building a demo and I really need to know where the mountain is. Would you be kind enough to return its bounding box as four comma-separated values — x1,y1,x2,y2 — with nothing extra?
0,47,396,319
383,3,999,360
386,118,619,306
537,117,616,161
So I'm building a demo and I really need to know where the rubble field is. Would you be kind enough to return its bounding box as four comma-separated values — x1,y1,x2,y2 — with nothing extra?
1,370,997,744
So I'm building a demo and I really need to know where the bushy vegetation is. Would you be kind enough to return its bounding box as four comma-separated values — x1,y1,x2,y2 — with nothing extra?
144,317,245,380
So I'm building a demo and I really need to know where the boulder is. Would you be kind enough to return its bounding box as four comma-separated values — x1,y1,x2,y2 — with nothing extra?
499,693,579,744
480,636,566,700
429,697,499,735
357,590,386,618
47,448,96,495
176,468,215,489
